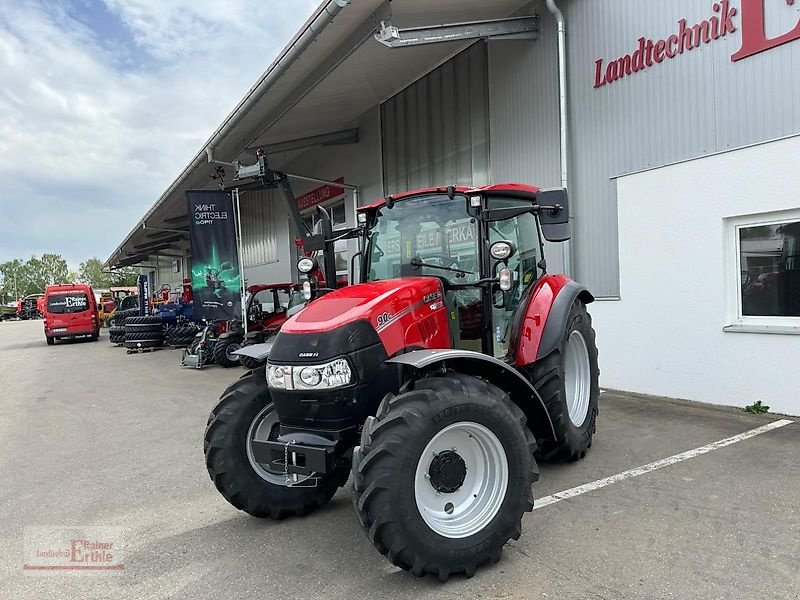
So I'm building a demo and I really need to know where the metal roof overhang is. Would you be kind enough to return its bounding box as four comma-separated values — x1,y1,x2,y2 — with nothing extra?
106,0,538,269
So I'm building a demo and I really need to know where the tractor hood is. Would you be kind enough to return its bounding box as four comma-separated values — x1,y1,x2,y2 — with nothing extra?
281,277,443,336
271,276,451,363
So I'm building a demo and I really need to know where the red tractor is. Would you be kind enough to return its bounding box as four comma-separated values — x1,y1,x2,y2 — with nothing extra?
208,283,302,368
204,162,599,579
234,283,306,370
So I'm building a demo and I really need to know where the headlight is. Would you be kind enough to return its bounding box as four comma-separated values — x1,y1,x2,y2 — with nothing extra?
297,257,317,274
267,365,288,388
267,358,353,390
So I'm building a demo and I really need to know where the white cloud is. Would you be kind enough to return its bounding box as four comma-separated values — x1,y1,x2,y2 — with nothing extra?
0,0,319,264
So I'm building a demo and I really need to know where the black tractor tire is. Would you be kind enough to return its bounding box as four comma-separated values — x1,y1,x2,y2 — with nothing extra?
125,315,162,326
239,354,265,370
213,338,243,368
109,335,125,345
112,309,138,327
125,325,163,336
109,325,125,337
530,300,600,463
352,373,538,581
124,339,163,350
124,331,164,342
204,369,347,518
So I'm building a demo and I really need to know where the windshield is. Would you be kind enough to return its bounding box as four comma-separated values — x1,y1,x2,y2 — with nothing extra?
47,293,89,314
366,194,478,285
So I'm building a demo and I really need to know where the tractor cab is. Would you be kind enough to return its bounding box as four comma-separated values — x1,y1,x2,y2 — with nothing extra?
359,185,567,358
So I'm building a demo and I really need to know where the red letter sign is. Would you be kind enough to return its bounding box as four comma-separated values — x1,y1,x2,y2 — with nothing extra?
732,0,800,61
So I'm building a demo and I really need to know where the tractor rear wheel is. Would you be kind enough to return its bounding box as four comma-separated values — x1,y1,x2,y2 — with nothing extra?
352,373,538,581
204,369,347,518
531,299,599,462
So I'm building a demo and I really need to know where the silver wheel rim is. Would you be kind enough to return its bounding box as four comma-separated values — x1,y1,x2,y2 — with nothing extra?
226,343,242,362
246,405,284,484
564,330,591,427
414,422,508,539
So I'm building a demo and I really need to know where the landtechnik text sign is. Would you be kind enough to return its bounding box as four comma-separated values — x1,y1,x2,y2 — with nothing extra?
594,0,800,88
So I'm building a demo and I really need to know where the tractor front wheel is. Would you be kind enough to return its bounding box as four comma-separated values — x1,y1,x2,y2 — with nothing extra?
352,373,538,581
204,370,347,518
531,299,599,462
213,338,242,368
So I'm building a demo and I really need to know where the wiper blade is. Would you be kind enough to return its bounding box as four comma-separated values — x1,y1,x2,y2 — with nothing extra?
409,256,473,277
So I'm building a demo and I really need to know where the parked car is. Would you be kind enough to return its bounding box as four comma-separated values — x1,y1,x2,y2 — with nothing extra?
43,283,100,345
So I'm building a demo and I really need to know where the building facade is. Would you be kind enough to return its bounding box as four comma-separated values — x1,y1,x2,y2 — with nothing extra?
111,0,800,414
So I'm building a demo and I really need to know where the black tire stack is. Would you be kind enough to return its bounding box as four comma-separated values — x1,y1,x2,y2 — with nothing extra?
108,309,138,345
108,325,125,345
124,315,164,350
165,324,200,347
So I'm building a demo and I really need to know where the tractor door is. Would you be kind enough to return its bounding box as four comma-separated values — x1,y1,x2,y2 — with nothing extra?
486,200,542,358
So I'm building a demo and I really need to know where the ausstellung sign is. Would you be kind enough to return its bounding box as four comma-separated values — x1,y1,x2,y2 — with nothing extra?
594,0,800,89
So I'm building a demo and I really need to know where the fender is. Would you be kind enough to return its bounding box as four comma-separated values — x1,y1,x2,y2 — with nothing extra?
233,341,274,361
387,349,556,442
512,275,594,366
217,331,244,343
537,280,594,360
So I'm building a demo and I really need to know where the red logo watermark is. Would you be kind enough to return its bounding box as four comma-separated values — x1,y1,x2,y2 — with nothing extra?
23,526,125,575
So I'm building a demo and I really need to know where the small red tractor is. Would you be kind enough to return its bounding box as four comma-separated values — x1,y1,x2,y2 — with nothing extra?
197,283,304,368
204,157,599,580
233,283,306,369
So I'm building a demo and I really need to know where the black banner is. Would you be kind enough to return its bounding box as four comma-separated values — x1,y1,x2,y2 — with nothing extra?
186,190,242,322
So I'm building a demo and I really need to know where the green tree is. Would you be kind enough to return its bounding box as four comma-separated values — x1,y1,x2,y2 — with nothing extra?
110,267,140,286
40,253,69,285
24,254,69,290
0,259,26,300
79,258,112,288
0,254,70,299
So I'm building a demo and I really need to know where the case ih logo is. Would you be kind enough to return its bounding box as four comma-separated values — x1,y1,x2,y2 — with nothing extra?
594,0,800,88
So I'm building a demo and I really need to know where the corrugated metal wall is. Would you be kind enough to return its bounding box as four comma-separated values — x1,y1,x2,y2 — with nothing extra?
490,0,800,297
381,43,490,194
488,11,567,276
238,188,280,267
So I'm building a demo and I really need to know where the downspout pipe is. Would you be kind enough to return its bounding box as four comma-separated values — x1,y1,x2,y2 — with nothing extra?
545,0,573,277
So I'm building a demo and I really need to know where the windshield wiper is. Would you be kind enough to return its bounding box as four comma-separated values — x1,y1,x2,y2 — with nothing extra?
409,256,473,277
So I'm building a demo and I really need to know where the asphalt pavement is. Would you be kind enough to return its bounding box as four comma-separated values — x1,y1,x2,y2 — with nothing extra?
1,319,798,599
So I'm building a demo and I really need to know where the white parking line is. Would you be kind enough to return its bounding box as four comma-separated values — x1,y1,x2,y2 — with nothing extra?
535,419,794,510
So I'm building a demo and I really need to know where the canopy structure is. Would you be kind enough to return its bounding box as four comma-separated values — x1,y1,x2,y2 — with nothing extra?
106,0,539,269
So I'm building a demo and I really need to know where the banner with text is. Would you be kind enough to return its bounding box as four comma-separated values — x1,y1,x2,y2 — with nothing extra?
186,189,242,322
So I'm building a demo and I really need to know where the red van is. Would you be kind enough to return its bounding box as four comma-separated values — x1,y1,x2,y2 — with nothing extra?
43,283,100,345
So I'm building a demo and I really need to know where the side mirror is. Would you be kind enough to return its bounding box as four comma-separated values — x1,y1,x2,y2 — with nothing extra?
537,188,570,242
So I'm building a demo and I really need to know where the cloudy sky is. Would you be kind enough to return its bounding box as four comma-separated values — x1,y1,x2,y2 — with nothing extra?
0,0,318,268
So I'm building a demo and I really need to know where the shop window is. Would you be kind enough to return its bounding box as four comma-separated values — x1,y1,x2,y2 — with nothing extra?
725,210,800,333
